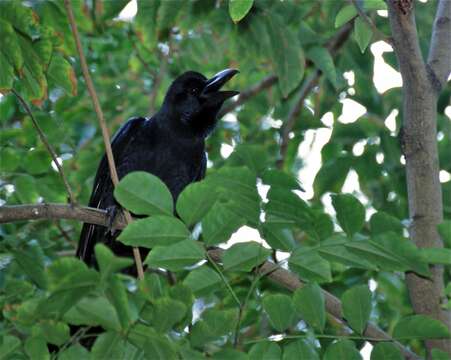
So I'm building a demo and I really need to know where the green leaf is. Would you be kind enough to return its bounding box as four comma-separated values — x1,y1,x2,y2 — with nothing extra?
64,296,121,331
319,236,377,270
431,349,450,360
262,294,296,332
152,297,187,333
369,212,403,235
261,223,296,252
289,248,332,283
261,169,303,191
266,14,304,97
176,181,218,226
35,320,70,346
39,258,99,317
46,54,77,95
106,274,132,330
364,0,387,11
190,309,237,348
370,343,403,360
128,324,176,359
118,215,190,248
293,283,326,332
335,5,357,28
265,188,313,229
23,148,51,175
0,52,14,90
249,341,281,360
13,243,48,289
420,248,451,265
212,349,248,360
0,1,36,36
324,340,362,360
25,336,50,360
354,17,373,53
183,265,222,297
0,335,21,359
207,167,260,225
228,144,268,174
331,194,365,237
58,344,92,360
0,19,23,72
393,315,451,340
314,157,352,196
145,239,204,271
229,0,254,23
306,47,337,88
438,220,451,248
342,285,372,334
95,244,134,280
283,340,319,360
114,171,173,216
92,332,125,359
14,174,39,203
202,202,246,245
223,242,270,272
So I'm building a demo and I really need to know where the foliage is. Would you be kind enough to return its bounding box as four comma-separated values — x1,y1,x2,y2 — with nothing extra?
0,0,450,359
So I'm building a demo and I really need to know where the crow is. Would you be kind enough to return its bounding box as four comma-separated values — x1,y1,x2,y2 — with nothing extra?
77,69,239,272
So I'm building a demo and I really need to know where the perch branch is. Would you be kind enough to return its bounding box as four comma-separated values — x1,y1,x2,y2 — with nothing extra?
64,0,144,279
0,203,421,359
11,89,76,205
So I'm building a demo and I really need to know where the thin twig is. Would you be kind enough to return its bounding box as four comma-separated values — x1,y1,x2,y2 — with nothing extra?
11,89,77,205
350,0,393,44
63,0,144,280
218,75,278,118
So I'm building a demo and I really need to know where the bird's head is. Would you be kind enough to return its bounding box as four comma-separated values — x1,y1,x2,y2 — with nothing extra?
161,69,239,137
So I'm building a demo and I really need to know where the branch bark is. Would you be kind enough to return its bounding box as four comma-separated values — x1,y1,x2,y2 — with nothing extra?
11,90,76,205
0,202,421,359
427,0,451,91
387,0,451,356
64,0,144,280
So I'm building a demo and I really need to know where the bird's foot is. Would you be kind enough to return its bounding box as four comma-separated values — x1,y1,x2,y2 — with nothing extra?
105,205,120,235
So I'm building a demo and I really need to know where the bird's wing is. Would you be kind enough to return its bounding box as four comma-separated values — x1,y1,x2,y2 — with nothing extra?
77,117,148,264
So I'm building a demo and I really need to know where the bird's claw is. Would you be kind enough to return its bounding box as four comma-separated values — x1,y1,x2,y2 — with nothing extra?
105,205,120,235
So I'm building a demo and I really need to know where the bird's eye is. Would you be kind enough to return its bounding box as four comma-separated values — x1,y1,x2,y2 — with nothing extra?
190,88,199,95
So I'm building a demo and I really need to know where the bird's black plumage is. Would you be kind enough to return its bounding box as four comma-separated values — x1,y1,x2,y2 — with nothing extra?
77,69,239,271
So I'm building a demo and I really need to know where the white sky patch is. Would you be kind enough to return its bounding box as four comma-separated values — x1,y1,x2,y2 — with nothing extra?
223,226,267,249
445,106,451,120
343,70,355,86
361,342,373,360
297,127,333,200
338,98,367,123
220,143,234,159
51,157,63,171
376,152,384,164
369,279,378,292
377,10,388,17
223,113,238,123
371,41,402,93
321,111,334,127
440,170,451,183
117,0,137,21
384,109,398,133
353,139,366,156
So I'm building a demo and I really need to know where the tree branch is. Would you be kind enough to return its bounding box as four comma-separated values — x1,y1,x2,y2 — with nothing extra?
387,0,451,355
64,0,144,280
0,203,422,359
427,0,451,91
11,89,76,205
218,75,278,118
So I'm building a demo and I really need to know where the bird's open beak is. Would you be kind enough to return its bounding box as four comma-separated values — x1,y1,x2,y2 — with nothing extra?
201,69,240,100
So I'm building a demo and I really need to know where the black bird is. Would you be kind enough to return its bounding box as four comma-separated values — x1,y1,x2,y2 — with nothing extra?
77,69,239,270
